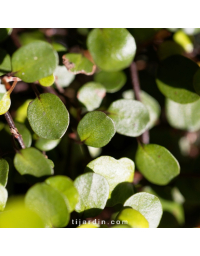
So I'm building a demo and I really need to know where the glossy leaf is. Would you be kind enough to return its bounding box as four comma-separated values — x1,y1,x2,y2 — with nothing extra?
63,53,96,75
0,159,9,187
77,111,116,148
14,147,54,177
124,192,163,228
39,74,55,87
117,208,149,228
35,138,61,151
27,93,69,140
77,82,106,111
156,55,199,104
135,143,180,185
12,41,58,83
94,71,126,93
46,175,79,212
107,99,150,137
25,183,70,228
166,98,200,132
0,184,7,211
54,65,75,87
74,173,109,217
87,28,136,72
0,48,11,76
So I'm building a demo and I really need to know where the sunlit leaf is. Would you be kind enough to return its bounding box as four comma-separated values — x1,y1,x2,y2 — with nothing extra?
39,74,55,87
173,30,193,53
0,184,7,211
0,92,11,115
0,159,9,187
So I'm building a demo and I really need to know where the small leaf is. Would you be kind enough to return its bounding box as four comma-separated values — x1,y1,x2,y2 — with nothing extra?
124,192,163,228
63,53,96,75
35,138,61,151
156,55,199,104
12,41,58,83
77,82,106,111
107,99,150,137
94,71,127,93
39,74,55,87
0,159,9,187
0,92,11,115
27,93,69,140
0,48,11,76
15,99,32,123
25,183,70,228
74,173,109,218
116,208,149,228
46,175,79,212
0,184,8,211
135,144,180,185
14,147,54,177
85,156,134,199
87,28,136,71
54,65,75,87
77,111,116,148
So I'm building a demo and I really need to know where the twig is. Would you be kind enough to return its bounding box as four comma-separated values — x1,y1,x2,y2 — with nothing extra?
4,111,25,149
130,62,149,144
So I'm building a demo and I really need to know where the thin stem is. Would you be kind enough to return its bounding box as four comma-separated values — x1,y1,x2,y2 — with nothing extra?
130,62,149,144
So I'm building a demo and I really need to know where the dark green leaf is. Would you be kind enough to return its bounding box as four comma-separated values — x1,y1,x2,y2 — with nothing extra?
0,159,9,187
0,48,11,76
157,41,184,60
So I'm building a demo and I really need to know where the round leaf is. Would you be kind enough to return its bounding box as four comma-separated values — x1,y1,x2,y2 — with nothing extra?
107,99,150,137
0,48,11,76
94,71,127,93
87,28,136,71
54,65,75,87
25,183,70,228
27,93,69,140
15,123,32,148
14,147,54,177
156,55,199,104
12,41,58,83
0,92,11,115
77,111,116,148
135,144,180,185
0,184,7,211
35,138,61,151
74,173,109,218
124,192,163,228
45,175,79,212
0,159,9,187
117,208,149,228
77,82,106,111
39,74,55,87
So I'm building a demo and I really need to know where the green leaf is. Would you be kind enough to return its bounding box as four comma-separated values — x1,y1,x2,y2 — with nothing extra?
12,41,58,83
35,138,61,151
0,92,11,115
0,48,11,76
0,28,12,43
77,82,106,111
94,71,127,93
18,30,46,45
87,28,136,72
107,99,150,137
39,74,55,87
0,159,9,187
25,183,70,227
14,147,54,177
45,175,79,213
74,173,109,218
63,53,96,75
166,98,200,132
135,144,180,185
124,192,163,228
52,42,67,52
173,30,193,53
157,41,184,60
0,184,7,211
116,208,149,228
54,65,75,87
77,111,116,148
14,123,32,147
15,99,32,123
85,156,134,200
27,93,69,140
156,55,199,104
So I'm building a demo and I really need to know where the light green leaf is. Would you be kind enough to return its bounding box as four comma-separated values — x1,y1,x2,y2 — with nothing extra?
27,93,69,140
0,159,9,187
35,138,61,151
77,111,116,148
0,48,11,76
39,74,55,87
14,147,54,177
74,173,109,218
124,192,163,228
135,143,180,185
12,41,58,83
173,30,193,53
156,55,199,104
54,65,75,87
94,71,126,93
52,42,67,52
46,175,79,213
166,98,200,132
0,92,11,115
117,208,149,228
107,99,150,137
0,184,8,211
15,99,32,123
77,82,106,111
87,28,136,72
63,53,96,75
25,183,70,228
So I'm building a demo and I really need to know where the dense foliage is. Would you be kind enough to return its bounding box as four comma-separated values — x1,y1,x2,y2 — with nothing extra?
0,28,200,228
